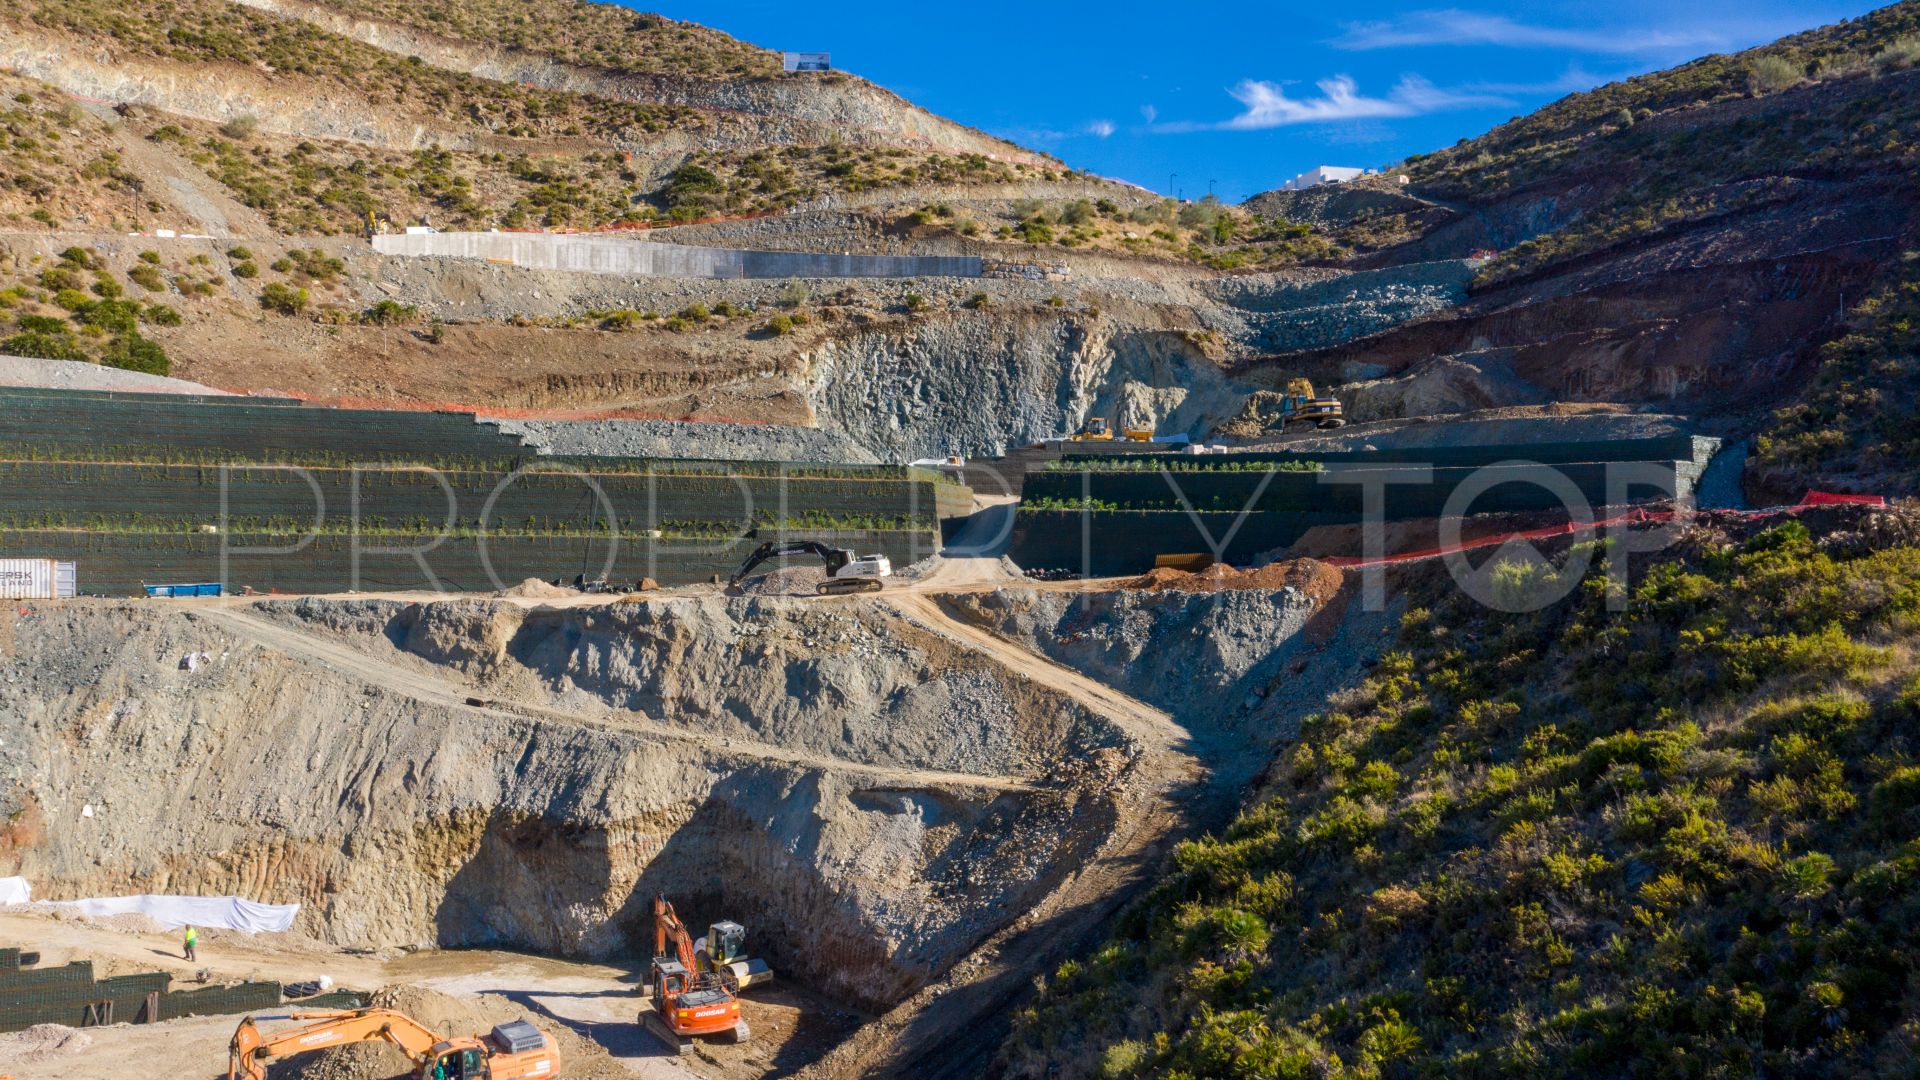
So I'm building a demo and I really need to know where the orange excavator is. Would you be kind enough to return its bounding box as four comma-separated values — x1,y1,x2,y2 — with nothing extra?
641,895,753,1052
228,1007,561,1080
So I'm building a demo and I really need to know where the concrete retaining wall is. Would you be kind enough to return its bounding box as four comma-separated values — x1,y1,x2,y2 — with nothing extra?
373,232,982,280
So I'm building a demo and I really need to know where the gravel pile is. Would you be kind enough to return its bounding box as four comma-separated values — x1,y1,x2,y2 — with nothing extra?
734,565,827,595
0,1023,92,1064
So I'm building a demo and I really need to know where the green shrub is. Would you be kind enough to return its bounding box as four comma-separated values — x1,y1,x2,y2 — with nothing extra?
765,314,794,336
100,333,169,375
227,246,253,261
74,299,141,334
52,289,92,312
0,330,83,360
137,250,161,265
231,262,259,279
259,283,308,316
428,319,446,344
964,292,990,310
16,315,67,334
1747,55,1802,93
37,267,81,292
682,303,711,321
142,304,182,327
362,299,418,325
903,292,927,313
127,264,165,292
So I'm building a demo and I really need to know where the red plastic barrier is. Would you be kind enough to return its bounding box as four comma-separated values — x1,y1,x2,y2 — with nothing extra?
1324,507,1672,569
1799,490,1887,508
1324,488,1892,571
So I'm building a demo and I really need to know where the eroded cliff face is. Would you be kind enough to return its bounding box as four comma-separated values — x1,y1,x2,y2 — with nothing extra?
801,315,1253,458
0,599,1127,1011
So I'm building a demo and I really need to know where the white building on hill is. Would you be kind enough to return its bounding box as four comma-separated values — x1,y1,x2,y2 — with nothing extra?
1277,165,1371,191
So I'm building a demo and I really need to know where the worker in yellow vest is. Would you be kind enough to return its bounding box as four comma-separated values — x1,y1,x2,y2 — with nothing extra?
183,925,198,961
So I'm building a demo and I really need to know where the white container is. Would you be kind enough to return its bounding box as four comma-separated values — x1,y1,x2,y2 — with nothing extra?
0,559,77,599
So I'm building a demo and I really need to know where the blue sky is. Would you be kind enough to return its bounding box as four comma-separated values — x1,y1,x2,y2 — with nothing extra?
640,1,1881,201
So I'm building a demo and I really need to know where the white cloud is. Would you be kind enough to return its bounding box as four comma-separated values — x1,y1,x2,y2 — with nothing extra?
1330,9,1737,54
1159,74,1510,133
1139,104,1158,123
1085,119,1116,138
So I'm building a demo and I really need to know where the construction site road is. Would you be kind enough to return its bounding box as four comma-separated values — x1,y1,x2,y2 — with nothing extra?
794,587,1201,1080
193,603,1044,794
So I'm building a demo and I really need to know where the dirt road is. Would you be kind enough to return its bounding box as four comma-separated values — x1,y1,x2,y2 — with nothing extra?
789,588,1199,1080
193,604,1039,793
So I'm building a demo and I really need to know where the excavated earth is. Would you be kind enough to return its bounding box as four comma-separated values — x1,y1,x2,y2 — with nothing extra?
0,595,1140,1013
0,573,1376,1078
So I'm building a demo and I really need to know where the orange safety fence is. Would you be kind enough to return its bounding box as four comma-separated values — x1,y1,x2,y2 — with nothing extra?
1323,491,1887,570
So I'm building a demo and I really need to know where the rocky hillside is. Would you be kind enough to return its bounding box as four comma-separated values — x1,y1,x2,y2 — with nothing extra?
1239,2,1920,498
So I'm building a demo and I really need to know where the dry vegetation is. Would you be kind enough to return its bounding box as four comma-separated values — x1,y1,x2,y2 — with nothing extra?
1400,2,1920,288
0,79,157,229
309,0,781,78
19,0,702,141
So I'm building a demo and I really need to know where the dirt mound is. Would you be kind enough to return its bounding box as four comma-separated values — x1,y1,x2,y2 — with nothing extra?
495,577,573,599
0,1023,93,1063
1130,558,1344,606
282,985,627,1080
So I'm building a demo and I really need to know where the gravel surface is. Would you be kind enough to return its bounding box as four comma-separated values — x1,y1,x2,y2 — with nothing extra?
0,354,236,395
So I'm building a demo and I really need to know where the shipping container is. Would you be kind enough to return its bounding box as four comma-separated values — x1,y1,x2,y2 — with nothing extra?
0,559,76,599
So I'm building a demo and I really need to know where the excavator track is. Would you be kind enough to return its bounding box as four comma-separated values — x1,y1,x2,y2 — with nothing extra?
818,577,884,595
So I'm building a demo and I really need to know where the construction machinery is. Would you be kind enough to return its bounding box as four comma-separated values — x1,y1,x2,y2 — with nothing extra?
642,895,760,1053
1069,416,1115,441
696,919,775,993
729,539,891,595
228,1008,560,1080
1275,379,1346,429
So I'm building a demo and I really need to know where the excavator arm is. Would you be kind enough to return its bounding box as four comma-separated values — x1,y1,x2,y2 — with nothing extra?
729,540,851,587
229,1009,447,1080
654,894,699,971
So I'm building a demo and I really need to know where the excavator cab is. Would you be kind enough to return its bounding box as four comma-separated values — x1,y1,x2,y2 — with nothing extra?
427,1047,490,1080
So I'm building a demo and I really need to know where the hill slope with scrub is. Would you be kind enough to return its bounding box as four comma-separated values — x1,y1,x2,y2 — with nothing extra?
1005,507,1920,1077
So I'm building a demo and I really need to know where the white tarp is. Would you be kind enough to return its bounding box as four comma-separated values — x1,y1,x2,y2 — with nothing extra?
0,877,298,933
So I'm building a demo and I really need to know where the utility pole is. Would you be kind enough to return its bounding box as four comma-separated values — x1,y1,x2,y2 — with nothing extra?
1208,179,1216,198
1168,172,1177,198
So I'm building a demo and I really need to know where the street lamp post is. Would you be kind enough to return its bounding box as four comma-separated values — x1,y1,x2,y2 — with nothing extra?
1168,172,1177,198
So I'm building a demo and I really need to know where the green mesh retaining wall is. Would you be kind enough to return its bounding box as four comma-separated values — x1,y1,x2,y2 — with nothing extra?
0,461,954,533
1022,461,1701,515
160,981,283,1020
0,389,530,463
0,527,942,594
1008,510,1356,576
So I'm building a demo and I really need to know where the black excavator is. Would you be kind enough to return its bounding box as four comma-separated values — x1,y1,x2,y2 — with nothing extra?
728,540,892,596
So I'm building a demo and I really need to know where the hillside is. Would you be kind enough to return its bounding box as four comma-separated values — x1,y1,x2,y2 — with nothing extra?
1237,1,1920,501
1004,506,1920,1077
